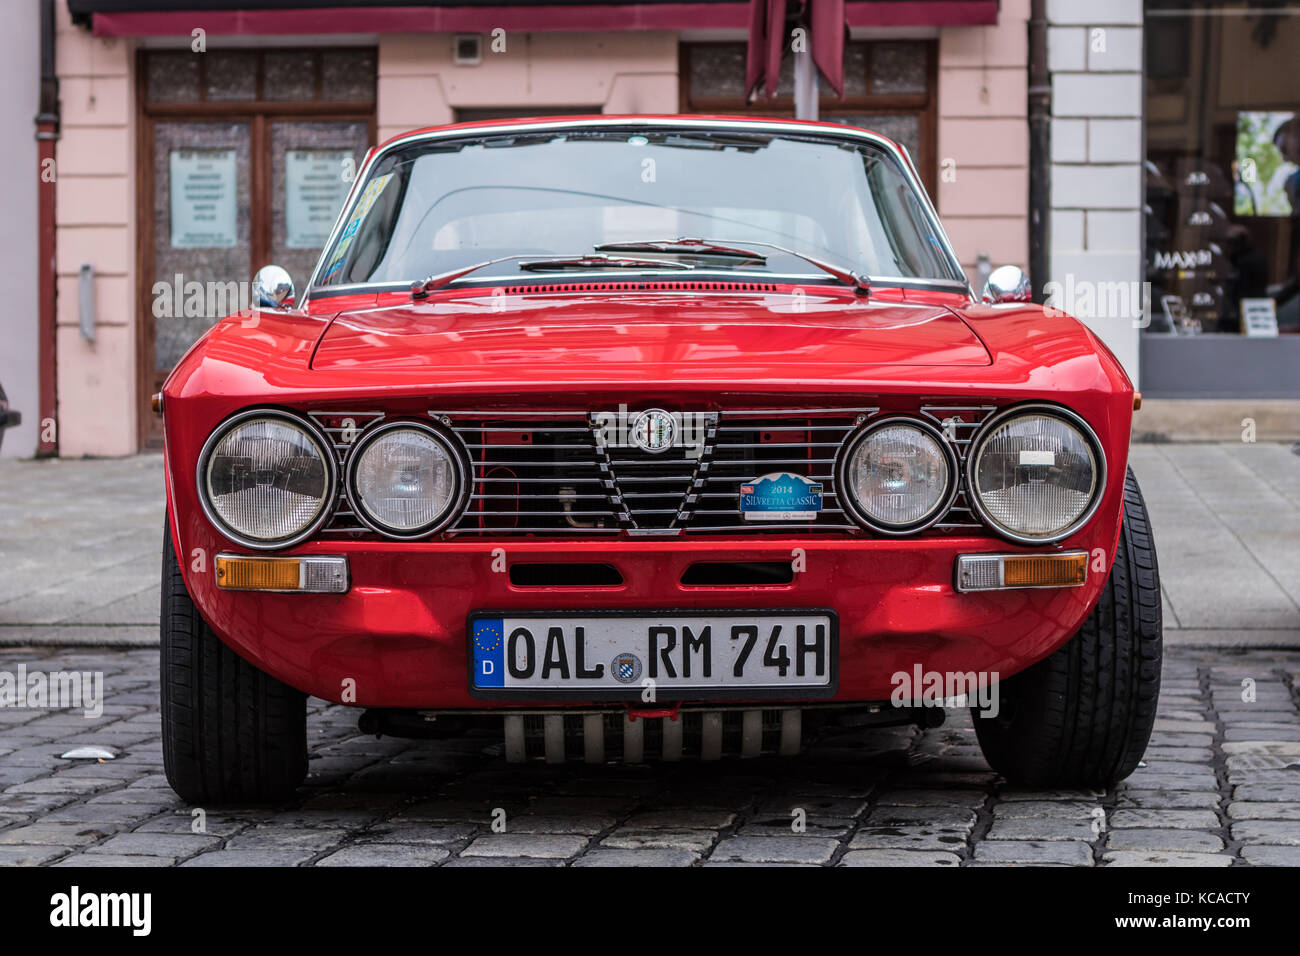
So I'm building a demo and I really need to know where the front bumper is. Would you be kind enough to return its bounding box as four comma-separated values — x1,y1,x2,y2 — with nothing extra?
175,521,1120,709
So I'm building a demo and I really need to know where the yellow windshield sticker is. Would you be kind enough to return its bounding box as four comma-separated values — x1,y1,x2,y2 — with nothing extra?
321,173,393,281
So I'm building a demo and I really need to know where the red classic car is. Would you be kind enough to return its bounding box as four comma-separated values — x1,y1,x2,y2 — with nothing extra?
159,116,1161,803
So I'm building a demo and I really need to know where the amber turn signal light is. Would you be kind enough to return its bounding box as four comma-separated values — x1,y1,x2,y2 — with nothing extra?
955,551,1088,592
215,554,349,593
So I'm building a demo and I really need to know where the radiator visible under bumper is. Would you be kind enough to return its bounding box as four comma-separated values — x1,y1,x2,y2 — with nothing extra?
501,707,803,763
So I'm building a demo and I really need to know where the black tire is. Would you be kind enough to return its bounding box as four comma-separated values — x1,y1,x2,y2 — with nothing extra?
160,520,308,803
973,467,1162,787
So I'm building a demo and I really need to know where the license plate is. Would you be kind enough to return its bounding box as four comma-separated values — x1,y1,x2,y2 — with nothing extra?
468,609,837,700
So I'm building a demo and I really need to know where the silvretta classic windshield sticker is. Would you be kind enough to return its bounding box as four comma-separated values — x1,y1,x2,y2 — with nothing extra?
740,472,823,521
321,173,393,280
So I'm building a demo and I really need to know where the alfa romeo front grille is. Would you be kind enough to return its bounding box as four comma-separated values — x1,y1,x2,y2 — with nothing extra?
307,403,994,538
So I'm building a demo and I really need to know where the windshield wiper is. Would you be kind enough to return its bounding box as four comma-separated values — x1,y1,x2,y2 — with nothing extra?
412,252,693,298
517,253,694,272
595,238,767,263
413,254,540,297
596,236,871,297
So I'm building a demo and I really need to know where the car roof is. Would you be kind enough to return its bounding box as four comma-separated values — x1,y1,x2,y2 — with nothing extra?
374,114,905,157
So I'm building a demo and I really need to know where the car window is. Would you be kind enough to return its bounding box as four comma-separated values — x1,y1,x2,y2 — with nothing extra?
315,128,964,287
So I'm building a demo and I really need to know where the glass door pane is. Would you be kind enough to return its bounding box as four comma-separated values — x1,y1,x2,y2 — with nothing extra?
151,120,252,376
270,120,371,294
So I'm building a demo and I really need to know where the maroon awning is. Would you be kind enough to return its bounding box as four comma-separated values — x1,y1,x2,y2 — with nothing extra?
744,0,849,99
84,1,998,37
746,0,996,100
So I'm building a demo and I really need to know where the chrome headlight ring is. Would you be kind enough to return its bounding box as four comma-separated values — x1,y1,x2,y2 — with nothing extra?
196,407,338,551
836,415,960,536
965,402,1107,545
343,420,471,540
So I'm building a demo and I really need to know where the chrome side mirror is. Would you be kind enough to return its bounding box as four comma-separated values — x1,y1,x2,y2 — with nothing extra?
252,265,295,309
981,264,1033,304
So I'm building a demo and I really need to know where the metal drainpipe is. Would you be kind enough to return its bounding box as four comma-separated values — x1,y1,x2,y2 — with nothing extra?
1027,0,1050,304
35,0,59,457
793,27,818,120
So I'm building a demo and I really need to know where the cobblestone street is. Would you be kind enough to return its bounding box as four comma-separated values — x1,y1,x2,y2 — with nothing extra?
0,645,1297,867
1,444,1298,866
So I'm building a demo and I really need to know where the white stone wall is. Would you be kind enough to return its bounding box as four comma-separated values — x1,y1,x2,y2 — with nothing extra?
1047,0,1144,385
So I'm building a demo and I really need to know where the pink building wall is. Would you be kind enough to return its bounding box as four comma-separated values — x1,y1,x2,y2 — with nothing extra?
54,1,138,458
378,31,681,141
52,15,1027,457
938,0,1031,287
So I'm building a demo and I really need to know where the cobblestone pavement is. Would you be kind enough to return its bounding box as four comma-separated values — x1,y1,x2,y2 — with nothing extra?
0,646,1297,867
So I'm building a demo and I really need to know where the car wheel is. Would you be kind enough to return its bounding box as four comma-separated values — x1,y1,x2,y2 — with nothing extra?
972,467,1162,787
160,518,307,803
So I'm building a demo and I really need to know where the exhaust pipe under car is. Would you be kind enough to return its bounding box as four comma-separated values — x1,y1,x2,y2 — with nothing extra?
358,703,942,763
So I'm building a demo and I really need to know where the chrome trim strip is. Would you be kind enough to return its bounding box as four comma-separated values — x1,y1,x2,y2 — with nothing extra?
343,419,472,540
964,403,1108,546
196,408,338,552
835,416,960,536
310,404,999,537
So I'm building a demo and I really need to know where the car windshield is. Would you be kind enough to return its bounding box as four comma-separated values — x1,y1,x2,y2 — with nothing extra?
312,126,965,290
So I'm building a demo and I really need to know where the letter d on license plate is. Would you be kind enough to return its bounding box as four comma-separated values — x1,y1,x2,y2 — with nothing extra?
468,609,837,700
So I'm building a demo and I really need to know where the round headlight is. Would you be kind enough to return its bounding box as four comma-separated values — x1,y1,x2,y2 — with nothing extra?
839,418,956,533
200,411,334,549
968,406,1103,543
348,423,465,537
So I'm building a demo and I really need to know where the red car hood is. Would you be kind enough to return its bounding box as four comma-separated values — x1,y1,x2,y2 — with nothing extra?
309,291,990,374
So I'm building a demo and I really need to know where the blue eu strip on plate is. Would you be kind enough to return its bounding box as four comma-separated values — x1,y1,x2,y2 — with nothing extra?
472,617,505,687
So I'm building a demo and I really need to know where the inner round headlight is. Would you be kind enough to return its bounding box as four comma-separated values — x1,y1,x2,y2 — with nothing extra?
348,424,464,537
969,407,1102,542
840,419,955,533
201,412,333,548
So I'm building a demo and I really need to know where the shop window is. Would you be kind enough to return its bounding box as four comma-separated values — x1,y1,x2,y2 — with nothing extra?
1144,5,1300,336
142,49,377,107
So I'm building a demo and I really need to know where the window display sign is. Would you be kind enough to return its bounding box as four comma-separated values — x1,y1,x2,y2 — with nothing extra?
1234,111,1298,217
169,149,237,248
1241,298,1279,337
285,149,353,249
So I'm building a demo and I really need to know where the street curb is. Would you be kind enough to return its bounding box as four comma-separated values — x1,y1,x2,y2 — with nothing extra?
1165,628,1300,649
0,625,156,648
